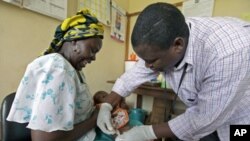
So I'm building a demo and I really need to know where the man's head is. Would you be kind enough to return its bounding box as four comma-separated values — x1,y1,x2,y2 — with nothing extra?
132,3,189,72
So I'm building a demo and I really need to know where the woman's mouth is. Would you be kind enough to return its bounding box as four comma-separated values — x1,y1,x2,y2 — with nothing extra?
81,60,92,67
81,61,88,67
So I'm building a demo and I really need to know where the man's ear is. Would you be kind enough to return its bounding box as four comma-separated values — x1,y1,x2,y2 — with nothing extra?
173,37,185,54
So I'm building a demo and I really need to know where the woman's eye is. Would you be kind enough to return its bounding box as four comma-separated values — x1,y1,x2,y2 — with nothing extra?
92,49,98,54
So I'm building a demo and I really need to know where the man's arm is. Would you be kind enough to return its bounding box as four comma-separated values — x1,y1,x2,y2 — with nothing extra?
153,122,176,139
105,91,123,107
115,122,176,141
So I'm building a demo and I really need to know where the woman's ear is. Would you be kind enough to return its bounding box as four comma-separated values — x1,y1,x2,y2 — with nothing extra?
72,40,77,45
72,41,80,53
173,37,185,54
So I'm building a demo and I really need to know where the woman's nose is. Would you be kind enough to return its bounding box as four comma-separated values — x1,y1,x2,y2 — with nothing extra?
90,54,96,61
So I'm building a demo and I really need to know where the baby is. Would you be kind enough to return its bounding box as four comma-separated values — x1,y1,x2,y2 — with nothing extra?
93,91,129,109
94,91,153,141
93,91,129,131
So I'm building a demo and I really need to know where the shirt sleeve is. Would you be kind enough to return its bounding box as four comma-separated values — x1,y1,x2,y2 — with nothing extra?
112,58,159,97
7,56,78,132
168,47,250,140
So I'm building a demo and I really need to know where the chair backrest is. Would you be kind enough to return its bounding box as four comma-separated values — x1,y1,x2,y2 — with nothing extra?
1,92,31,141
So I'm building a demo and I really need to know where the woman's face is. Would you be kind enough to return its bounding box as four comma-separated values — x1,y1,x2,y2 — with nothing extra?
71,38,102,71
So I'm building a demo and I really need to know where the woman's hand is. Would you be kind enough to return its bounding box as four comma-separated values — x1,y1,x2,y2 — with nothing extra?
89,107,99,123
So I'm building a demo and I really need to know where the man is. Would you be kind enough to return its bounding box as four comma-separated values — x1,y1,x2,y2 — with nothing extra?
97,2,250,141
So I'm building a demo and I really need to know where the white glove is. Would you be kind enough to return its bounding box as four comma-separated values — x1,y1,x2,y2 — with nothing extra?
115,125,157,141
97,103,115,134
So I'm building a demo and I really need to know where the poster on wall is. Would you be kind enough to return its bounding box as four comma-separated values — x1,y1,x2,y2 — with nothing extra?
22,0,68,20
78,0,111,26
3,0,22,6
110,1,127,42
3,0,67,20
182,0,215,17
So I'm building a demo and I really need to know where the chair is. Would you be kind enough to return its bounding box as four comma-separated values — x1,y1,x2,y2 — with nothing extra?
1,92,31,141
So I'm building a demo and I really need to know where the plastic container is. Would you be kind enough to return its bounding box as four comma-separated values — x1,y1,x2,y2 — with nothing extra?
94,127,114,141
129,119,143,127
129,108,147,123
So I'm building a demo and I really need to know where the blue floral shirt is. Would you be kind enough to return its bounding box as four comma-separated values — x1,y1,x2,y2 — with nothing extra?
7,53,96,141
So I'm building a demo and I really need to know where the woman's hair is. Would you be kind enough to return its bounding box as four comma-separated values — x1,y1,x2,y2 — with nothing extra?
131,2,189,50
43,9,104,55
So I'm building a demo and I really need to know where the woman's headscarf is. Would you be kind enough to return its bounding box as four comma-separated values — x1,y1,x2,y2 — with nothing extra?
43,9,104,55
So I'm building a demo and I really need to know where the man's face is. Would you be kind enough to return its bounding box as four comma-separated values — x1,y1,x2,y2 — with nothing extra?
134,43,183,72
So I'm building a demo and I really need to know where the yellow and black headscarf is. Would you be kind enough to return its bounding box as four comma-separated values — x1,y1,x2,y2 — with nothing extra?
43,9,104,55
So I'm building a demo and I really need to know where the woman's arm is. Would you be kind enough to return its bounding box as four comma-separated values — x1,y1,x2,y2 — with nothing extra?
31,109,99,141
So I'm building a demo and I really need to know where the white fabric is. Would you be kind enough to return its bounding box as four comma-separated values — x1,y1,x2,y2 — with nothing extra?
115,125,157,141
112,17,250,141
7,53,96,141
97,103,115,134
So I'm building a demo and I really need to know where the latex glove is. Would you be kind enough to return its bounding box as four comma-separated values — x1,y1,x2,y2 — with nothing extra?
97,103,115,134
115,125,157,141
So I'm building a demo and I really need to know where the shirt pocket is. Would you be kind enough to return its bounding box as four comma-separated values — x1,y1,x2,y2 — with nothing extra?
179,88,198,107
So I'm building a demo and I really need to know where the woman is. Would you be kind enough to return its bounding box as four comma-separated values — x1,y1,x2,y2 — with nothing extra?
7,9,104,141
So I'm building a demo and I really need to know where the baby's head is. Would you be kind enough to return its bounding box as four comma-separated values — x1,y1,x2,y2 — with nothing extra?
93,91,108,105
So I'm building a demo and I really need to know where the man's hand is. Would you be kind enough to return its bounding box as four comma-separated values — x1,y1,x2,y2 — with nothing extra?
97,103,116,134
115,125,157,141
